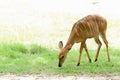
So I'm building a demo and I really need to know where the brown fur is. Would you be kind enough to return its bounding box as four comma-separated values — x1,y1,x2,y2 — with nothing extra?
58,14,110,67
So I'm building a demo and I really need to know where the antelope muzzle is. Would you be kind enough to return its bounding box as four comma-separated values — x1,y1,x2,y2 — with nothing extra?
58,62,62,67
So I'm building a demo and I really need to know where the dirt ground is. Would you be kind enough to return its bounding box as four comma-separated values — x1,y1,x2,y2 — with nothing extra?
0,74,120,80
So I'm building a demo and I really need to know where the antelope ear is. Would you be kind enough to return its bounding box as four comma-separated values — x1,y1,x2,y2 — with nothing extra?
58,41,63,50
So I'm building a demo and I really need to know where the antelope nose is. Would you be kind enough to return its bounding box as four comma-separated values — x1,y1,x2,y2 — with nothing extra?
58,63,62,67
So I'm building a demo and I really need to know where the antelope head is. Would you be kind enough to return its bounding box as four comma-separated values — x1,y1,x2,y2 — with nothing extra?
58,41,72,67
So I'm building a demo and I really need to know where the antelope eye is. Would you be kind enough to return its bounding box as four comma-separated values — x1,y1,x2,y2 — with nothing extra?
61,56,64,59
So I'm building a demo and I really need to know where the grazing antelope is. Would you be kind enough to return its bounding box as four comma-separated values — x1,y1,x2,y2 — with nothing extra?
58,14,110,67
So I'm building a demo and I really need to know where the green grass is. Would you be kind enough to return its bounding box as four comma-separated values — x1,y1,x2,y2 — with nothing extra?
0,43,120,75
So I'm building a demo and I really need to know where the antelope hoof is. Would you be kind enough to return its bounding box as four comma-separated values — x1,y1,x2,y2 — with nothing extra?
77,63,80,66
89,59,92,63
95,59,98,62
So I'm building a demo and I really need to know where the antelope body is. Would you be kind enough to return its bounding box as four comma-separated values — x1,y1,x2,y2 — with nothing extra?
58,14,110,67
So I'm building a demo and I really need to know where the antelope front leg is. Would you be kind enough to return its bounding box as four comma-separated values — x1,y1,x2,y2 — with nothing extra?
94,37,102,62
84,43,92,63
77,42,84,66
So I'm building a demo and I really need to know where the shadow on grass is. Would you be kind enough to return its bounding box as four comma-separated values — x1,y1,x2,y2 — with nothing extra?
0,43,51,54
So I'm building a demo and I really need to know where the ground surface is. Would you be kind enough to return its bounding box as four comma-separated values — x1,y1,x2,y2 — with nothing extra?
0,74,120,80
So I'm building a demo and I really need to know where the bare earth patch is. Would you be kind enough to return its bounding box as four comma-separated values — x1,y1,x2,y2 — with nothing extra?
0,74,120,80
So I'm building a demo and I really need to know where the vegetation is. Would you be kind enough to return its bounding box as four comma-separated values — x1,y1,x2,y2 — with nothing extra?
0,43,120,75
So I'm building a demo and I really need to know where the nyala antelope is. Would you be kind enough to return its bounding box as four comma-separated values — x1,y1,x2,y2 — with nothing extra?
58,14,110,67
